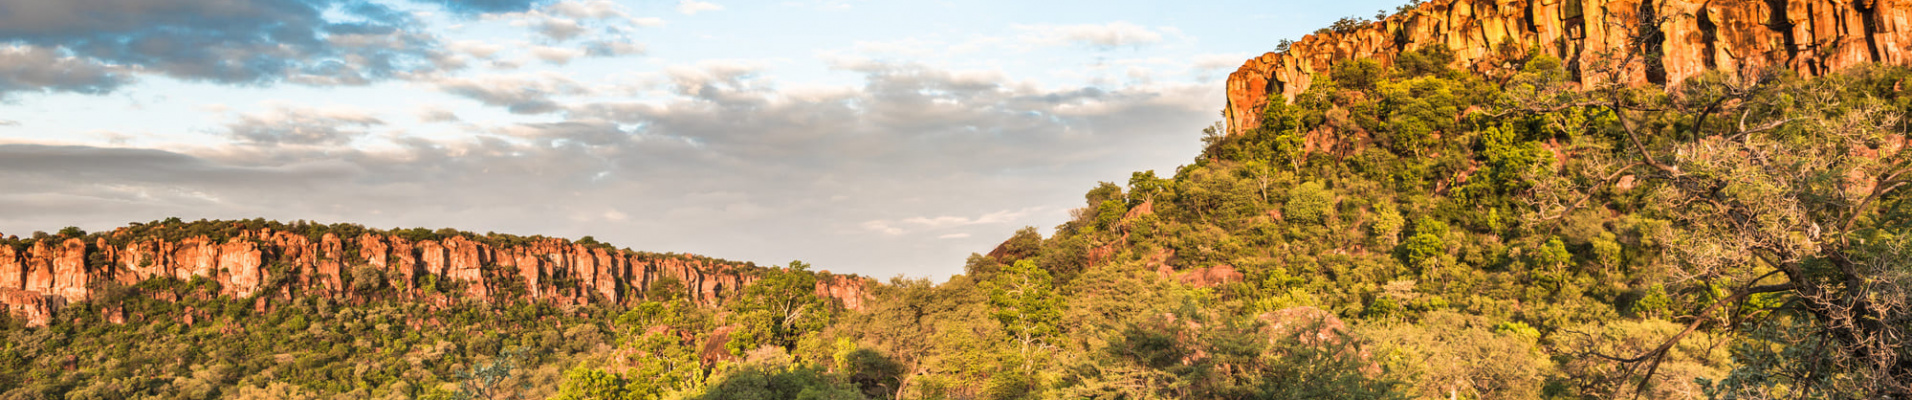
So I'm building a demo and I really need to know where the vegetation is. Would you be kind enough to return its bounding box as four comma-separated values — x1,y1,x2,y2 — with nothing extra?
7,20,1912,400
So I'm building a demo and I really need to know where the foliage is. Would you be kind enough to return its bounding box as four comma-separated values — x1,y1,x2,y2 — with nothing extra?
984,260,1062,371
1284,181,1335,224
726,261,839,356
12,20,1912,400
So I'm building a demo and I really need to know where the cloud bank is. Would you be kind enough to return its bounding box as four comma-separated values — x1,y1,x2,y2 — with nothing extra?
0,60,1213,277
0,0,558,96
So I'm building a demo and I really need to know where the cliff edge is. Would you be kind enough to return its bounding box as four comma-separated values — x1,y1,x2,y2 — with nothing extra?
1226,0,1912,134
0,221,871,326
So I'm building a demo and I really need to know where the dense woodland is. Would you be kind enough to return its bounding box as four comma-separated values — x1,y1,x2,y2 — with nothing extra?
7,40,1912,400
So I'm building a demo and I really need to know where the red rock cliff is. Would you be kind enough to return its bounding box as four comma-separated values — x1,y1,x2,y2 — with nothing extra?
1226,0,1912,134
0,226,872,326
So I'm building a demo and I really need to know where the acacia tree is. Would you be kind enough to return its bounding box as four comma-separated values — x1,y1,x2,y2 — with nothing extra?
1515,65,1912,397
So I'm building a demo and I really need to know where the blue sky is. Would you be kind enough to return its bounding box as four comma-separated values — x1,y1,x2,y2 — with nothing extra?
0,0,1403,279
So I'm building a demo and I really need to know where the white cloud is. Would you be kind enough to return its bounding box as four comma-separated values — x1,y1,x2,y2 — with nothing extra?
862,220,904,235
662,59,768,93
584,40,647,57
488,58,525,70
222,105,384,146
0,119,17,126
534,17,585,40
530,46,587,64
676,0,724,15
547,0,627,19
1019,21,1166,49
492,1,659,42
433,72,590,114
413,105,460,123
449,40,505,58
903,208,1038,228
938,233,971,239
863,207,1044,235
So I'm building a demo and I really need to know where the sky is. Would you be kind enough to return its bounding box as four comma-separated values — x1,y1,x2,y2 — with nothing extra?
0,0,1404,280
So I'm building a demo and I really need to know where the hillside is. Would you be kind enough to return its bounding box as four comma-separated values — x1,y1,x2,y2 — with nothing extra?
0,220,875,399
5,0,1912,399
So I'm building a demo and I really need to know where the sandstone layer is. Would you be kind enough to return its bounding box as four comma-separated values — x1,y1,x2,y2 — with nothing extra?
1226,0,1912,134
0,227,870,326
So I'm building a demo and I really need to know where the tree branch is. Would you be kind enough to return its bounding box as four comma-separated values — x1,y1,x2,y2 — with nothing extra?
1601,272,1794,398
1609,107,1681,175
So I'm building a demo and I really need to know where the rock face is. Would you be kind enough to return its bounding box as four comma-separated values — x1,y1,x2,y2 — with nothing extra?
1226,0,1912,134
0,289,61,327
815,274,869,311
0,227,872,327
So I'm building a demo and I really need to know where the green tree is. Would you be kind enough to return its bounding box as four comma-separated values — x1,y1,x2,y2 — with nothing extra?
985,260,1062,372
688,351,862,400
1284,181,1334,224
645,276,687,302
1128,170,1170,206
727,261,836,355
624,330,706,399
554,368,629,400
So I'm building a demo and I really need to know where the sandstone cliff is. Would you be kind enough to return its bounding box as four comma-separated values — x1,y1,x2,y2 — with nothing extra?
1226,0,1912,134
0,222,871,327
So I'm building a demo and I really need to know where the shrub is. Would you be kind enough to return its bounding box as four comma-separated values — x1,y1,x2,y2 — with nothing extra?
1284,181,1335,225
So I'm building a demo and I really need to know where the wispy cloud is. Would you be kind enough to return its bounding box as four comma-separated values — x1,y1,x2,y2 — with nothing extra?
676,0,724,15
864,207,1046,235
433,72,590,114
1018,21,1168,49
414,106,461,123
223,105,384,146
546,0,631,19
862,220,906,235
495,0,661,42
530,46,588,65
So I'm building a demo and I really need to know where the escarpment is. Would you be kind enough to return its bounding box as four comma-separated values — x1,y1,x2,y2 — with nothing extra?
1226,0,1912,134
0,222,871,326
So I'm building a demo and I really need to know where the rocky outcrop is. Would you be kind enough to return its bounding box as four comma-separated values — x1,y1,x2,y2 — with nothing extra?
0,239,95,303
1226,0,1912,134
0,226,873,327
815,274,869,311
0,289,60,327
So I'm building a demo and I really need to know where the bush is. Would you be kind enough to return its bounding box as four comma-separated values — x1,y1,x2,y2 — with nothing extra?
1284,181,1335,225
